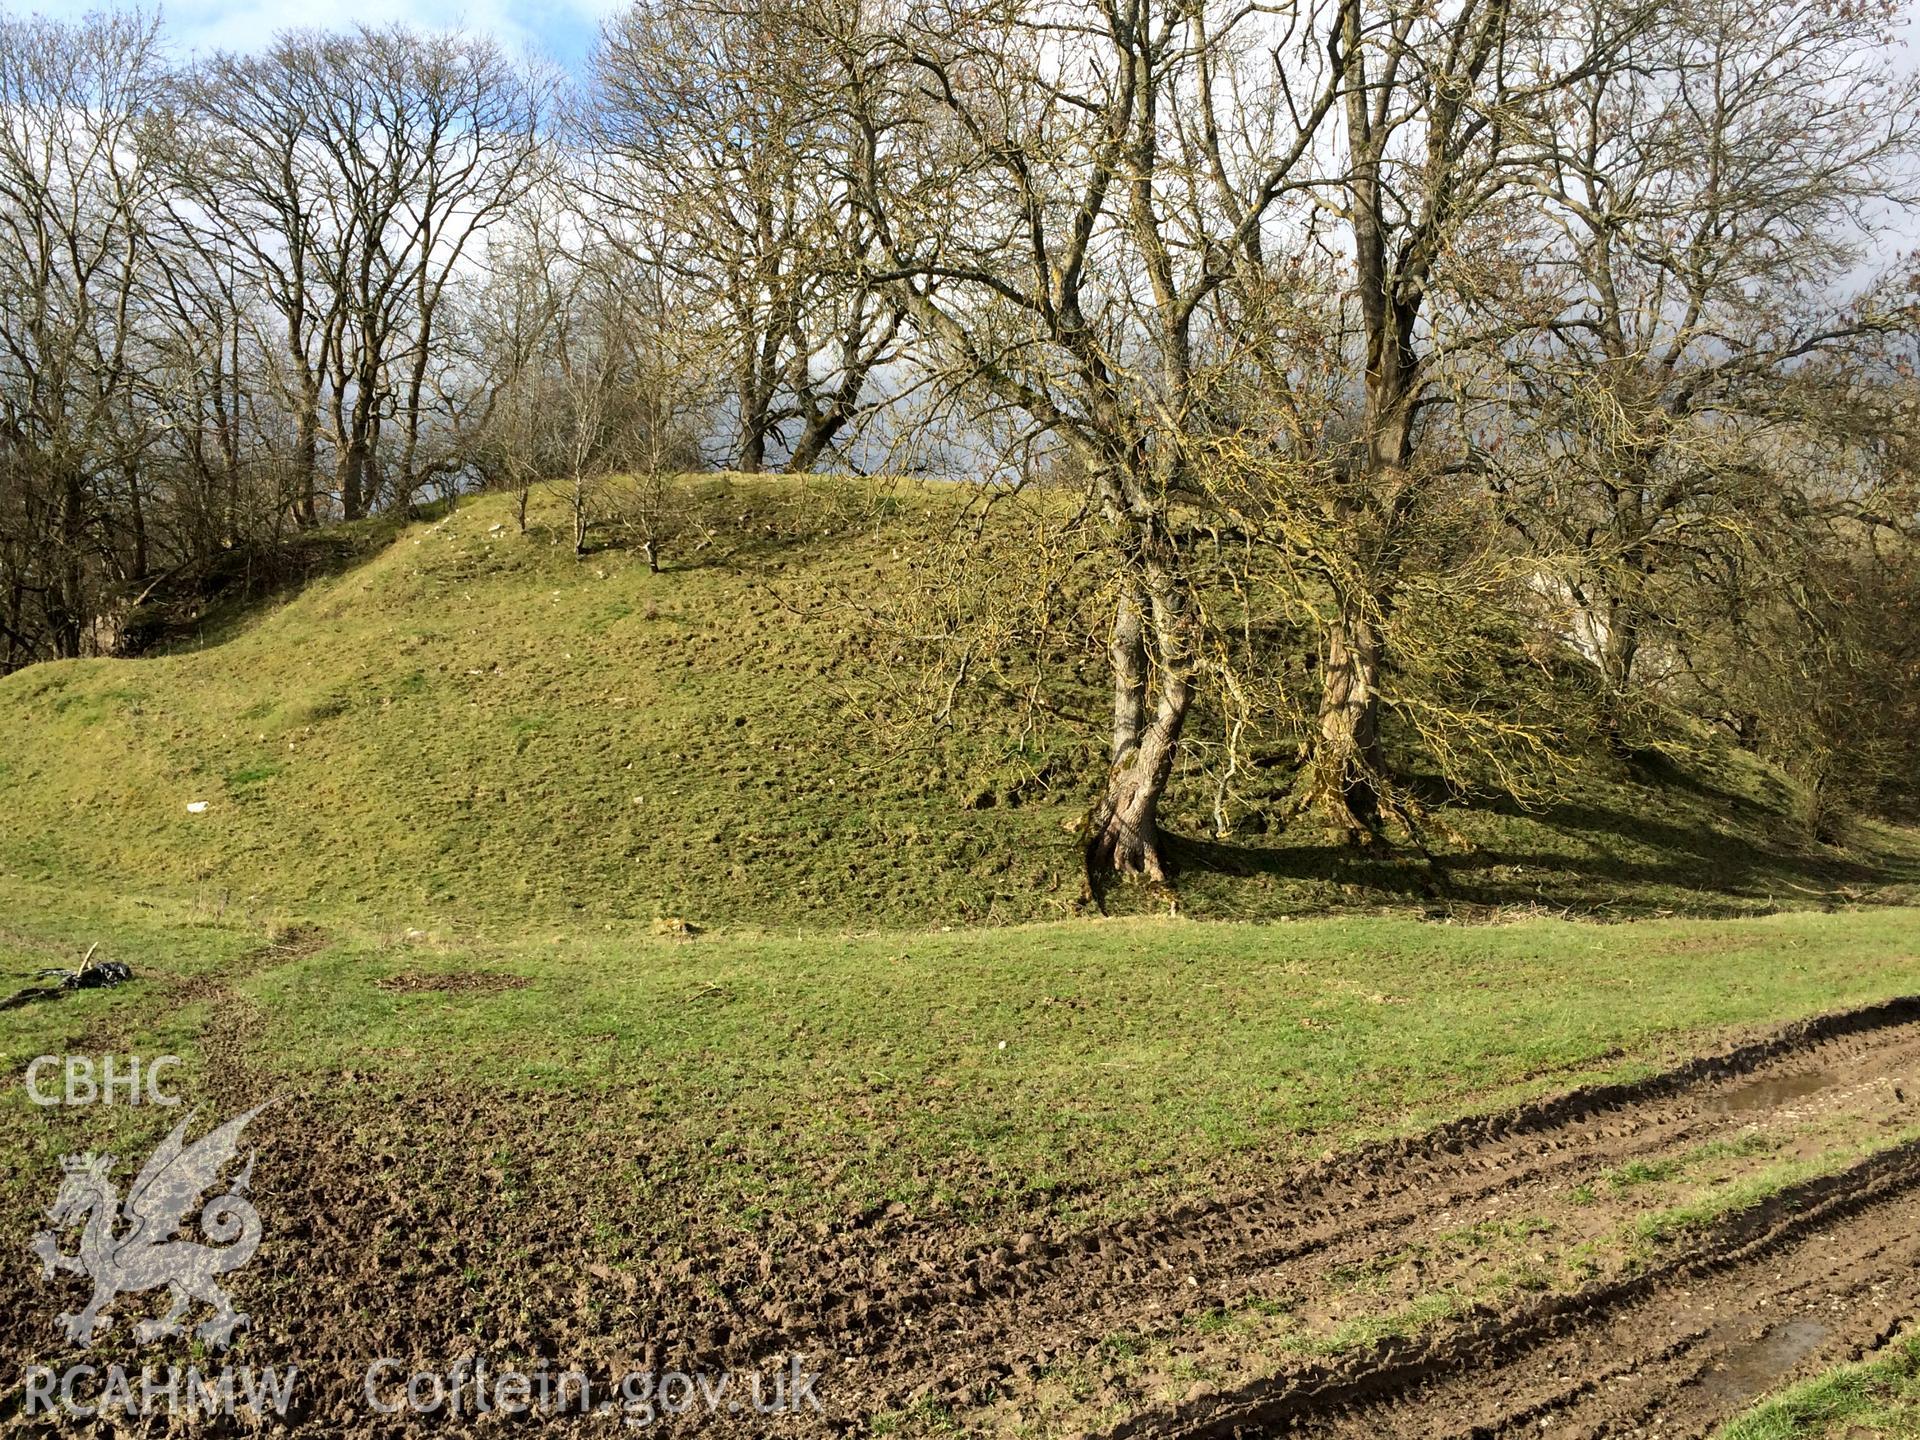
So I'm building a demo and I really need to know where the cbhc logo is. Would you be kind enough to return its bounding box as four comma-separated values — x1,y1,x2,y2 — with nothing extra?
24,1055,182,1107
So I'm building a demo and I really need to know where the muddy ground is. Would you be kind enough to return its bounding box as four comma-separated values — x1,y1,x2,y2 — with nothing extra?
5,995,1920,1437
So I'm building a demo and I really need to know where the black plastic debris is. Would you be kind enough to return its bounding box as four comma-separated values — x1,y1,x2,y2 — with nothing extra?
1,946,134,1010
38,959,134,989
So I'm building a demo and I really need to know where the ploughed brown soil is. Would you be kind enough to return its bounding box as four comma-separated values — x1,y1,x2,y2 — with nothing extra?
5,993,1920,1437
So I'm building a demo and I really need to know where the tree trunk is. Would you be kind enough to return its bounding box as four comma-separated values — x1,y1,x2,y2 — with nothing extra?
294,418,319,528
785,412,842,474
339,443,366,523
122,459,147,581
290,356,320,527
737,420,767,475
1598,598,1640,747
4,578,23,673
783,305,901,474
341,350,382,520
1087,586,1192,882
1088,698,1189,881
1310,594,1386,833
735,352,769,475
1108,591,1147,766
51,469,87,660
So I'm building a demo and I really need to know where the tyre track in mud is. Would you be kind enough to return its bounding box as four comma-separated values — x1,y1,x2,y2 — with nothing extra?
763,996,1920,1432
1129,1136,1920,1439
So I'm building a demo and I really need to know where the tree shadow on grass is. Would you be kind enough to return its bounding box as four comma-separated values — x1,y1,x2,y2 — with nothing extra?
1161,785,1920,920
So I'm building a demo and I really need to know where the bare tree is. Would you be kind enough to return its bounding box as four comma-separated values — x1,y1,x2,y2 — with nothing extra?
469,199,708,558
0,10,169,661
177,27,548,521
593,0,900,475
1253,0,1648,834
1494,0,1920,739
821,0,1349,878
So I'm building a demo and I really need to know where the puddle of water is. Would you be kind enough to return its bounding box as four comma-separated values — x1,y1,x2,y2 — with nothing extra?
1708,1071,1835,1116
1700,1316,1831,1404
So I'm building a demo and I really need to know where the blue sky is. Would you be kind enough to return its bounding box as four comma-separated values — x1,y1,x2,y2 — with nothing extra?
11,0,1918,79
8,0,1917,136
15,0,621,70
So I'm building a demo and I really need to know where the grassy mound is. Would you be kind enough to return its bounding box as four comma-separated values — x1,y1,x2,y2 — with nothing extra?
0,475,1912,931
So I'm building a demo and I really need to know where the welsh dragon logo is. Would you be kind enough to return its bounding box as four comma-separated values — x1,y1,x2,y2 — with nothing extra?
28,1105,267,1348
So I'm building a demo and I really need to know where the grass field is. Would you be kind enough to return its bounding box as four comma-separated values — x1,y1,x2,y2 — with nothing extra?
6,874,1919,1236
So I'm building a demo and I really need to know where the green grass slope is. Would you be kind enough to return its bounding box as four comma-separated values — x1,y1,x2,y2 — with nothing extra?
0,475,1913,931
